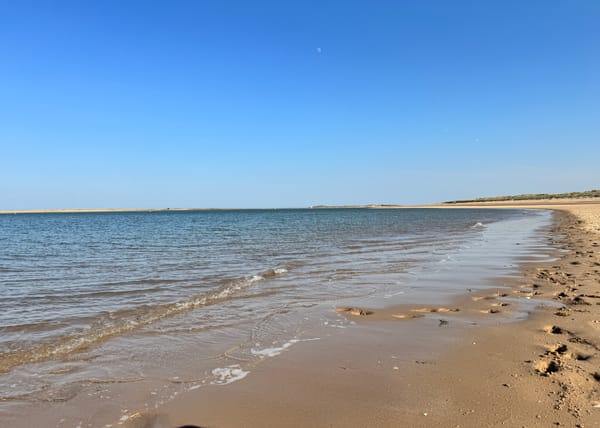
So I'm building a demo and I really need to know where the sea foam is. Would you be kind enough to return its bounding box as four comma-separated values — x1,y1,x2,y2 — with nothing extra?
251,337,320,358
211,365,249,385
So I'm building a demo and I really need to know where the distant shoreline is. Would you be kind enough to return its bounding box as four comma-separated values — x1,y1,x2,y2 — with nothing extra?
3,197,600,214
0,207,291,215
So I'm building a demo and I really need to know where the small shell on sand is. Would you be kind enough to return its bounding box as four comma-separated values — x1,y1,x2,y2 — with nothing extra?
392,313,424,320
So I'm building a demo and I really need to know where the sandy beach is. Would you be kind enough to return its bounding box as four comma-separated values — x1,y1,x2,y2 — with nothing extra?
4,2,597,426
126,200,600,428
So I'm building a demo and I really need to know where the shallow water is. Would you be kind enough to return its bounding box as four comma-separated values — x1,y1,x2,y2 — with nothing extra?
0,208,554,426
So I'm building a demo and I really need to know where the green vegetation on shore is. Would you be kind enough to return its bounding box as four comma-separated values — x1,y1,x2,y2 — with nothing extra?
444,190,600,204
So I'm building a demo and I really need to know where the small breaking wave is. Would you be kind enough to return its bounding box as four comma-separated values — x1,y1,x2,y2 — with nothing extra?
0,267,289,374
471,222,484,229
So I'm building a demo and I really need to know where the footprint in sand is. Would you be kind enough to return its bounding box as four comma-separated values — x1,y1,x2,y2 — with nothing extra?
514,290,539,297
491,302,509,307
546,344,568,355
480,308,501,314
472,293,508,302
573,352,593,361
350,308,372,316
334,307,373,316
544,325,564,335
568,335,600,351
391,313,424,320
534,359,561,376
411,307,460,313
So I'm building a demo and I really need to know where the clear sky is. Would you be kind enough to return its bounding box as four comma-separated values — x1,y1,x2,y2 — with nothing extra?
1,1,599,209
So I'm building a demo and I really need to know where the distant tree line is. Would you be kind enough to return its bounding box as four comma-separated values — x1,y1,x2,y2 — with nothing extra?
444,189,600,204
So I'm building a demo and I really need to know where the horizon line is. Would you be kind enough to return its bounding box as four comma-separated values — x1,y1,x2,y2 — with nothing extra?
0,205,412,214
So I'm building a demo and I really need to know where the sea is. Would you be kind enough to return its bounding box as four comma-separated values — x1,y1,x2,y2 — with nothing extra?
0,208,555,426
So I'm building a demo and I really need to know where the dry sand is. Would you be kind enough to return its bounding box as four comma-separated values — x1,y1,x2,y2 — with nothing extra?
129,200,600,428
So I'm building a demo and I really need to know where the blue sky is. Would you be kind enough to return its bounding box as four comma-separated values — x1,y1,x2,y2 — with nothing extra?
1,1,599,208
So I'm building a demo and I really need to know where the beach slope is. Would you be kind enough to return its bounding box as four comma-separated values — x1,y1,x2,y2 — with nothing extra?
131,201,600,427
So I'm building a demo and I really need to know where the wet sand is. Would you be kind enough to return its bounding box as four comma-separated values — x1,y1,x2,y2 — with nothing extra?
123,200,600,428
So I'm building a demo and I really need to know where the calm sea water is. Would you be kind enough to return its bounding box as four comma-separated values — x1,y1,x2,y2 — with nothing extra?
0,208,553,425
